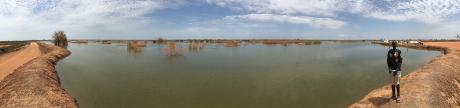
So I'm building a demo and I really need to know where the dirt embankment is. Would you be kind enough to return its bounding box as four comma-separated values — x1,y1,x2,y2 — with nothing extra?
350,42,460,108
0,43,77,108
0,43,42,80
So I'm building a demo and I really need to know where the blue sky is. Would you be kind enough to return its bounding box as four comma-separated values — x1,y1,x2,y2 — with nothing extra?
1,0,460,40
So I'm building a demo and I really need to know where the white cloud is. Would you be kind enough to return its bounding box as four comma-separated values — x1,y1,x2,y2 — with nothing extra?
206,0,352,17
223,14,346,29
362,0,460,23
0,0,187,40
1,0,460,40
207,0,460,24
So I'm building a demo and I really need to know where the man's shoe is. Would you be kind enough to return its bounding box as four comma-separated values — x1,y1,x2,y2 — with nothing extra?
390,96,397,100
396,97,401,103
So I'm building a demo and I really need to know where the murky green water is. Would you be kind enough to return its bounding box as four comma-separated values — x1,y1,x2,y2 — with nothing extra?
57,41,440,108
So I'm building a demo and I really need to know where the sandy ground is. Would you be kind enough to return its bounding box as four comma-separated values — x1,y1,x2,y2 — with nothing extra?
425,42,460,51
0,42,41,80
0,43,77,107
350,42,460,108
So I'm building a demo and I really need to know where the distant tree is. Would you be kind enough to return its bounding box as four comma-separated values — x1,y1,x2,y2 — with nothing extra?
52,30,68,47
156,37,164,44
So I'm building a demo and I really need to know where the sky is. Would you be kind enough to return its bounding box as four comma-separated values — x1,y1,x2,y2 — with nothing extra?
1,0,460,40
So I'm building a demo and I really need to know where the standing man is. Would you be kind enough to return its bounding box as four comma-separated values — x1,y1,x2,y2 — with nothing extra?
387,41,403,103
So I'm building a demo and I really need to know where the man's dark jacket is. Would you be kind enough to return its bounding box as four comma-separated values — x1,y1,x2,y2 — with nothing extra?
387,49,403,71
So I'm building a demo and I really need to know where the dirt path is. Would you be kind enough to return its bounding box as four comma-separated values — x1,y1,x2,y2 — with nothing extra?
0,43,77,107
0,42,42,80
350,42,460,108
425,42,460,50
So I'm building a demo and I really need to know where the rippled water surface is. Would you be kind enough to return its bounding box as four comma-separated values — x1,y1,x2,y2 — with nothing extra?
57,42,440,108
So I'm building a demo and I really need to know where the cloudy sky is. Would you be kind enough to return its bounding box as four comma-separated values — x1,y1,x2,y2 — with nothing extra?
1,0,460,40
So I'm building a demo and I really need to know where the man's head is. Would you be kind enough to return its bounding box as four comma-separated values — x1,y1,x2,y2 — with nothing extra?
391,41,397,49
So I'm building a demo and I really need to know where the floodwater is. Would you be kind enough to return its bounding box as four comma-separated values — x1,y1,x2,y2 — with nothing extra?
56,41,441,108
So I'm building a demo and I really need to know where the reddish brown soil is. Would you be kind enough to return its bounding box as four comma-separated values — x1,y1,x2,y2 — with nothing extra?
425,42,460,51
350,42,460,108
0,43,77,107
0,43,42,80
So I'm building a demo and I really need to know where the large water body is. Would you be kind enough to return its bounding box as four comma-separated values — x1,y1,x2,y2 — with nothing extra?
56,41,441,108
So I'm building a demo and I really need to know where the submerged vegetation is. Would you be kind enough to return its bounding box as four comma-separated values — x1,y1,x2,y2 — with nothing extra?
128,41,147,54
164,42,183,56
52,31,68,48
262,40,321,46
89,39,321,47
102,40,112,44
305,40,321,45
224,40,240,47
189,41,205,52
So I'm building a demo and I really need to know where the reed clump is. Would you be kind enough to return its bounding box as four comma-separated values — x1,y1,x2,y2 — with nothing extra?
189,41,205,52
128,41,147,54
52,31,68,47
224,40,240,47
305,40,321,45
164,42,183,56
262,40,321,46
112,40,128,44
102,40,112,44
71,40,88,44
262,40,289,46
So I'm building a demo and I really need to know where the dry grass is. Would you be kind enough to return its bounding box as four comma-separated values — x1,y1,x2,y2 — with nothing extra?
111,40,129,44
262,40,321,46
52,30,68,47
304,40,321,45
262,40,289,46
128,41,147,54
102,40,112,44
189,42,205,52
224,40,240,47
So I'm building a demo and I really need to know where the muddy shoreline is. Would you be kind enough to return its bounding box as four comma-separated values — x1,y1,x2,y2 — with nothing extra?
350,42,460,107
0,43,77,107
